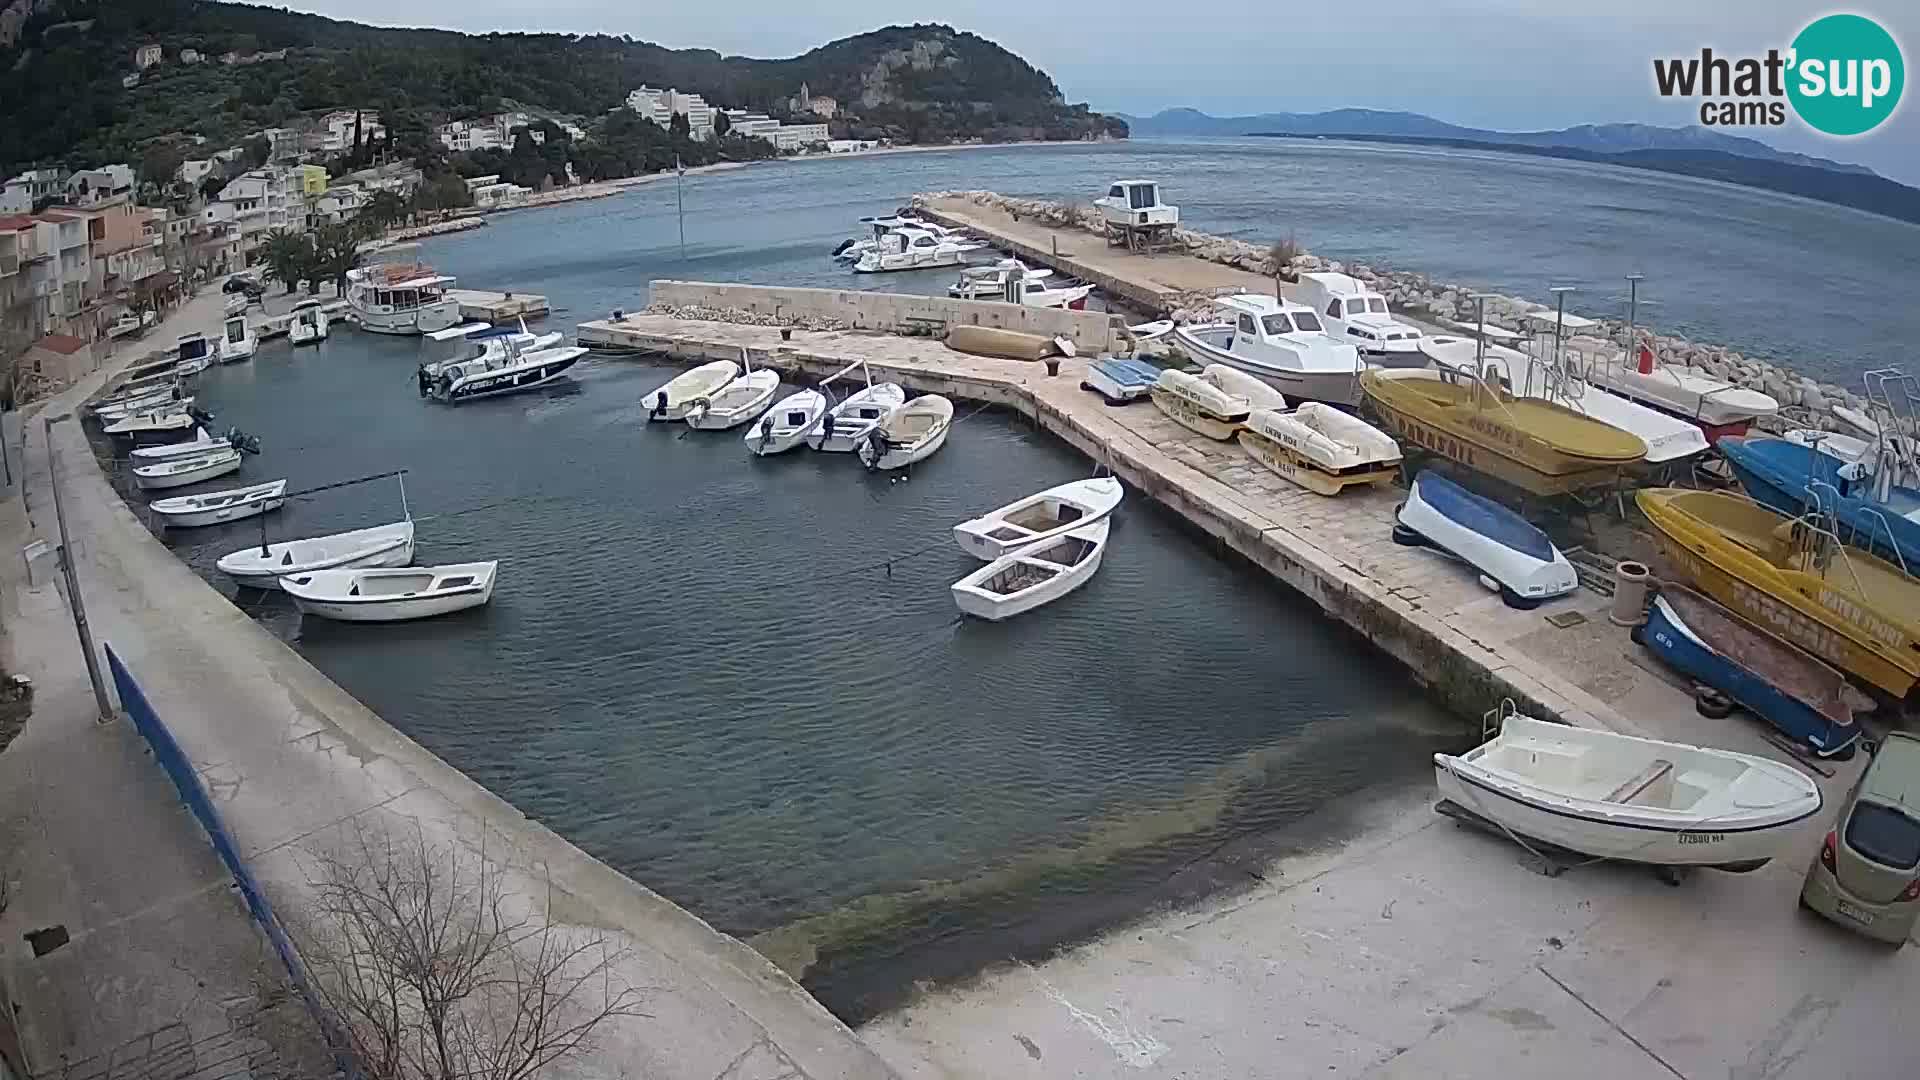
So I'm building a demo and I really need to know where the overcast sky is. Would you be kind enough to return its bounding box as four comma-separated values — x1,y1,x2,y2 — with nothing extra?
276,2,1917,183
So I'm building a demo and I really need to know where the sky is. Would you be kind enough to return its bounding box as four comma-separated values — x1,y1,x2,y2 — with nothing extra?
275,1,1918,183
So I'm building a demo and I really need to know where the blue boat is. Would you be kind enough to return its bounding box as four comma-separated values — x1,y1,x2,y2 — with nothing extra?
1082,357,1162,404
1640,585,1860,759
1720,436,1920,569
1392,470,1577,608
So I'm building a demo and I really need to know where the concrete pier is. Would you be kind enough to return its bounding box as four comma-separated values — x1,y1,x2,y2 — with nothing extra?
450,288,549,322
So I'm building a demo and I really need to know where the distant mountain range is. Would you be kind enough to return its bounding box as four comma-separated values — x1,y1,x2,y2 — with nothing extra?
1116,108,1876,177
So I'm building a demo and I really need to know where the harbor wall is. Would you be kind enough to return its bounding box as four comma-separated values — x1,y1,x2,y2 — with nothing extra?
646,280,1124,353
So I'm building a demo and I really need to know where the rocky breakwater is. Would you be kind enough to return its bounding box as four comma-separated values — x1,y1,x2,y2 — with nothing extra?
916,190,1904,440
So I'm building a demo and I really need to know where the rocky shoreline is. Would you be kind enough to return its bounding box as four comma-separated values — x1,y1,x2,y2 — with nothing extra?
916,190,1903,437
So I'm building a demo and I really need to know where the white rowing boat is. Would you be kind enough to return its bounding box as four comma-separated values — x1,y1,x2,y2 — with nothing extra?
954,477,1125,561
857,394,954,470
132,447,241,490
745,389,827,455
686,369,780,430
809,383,906,452
952,518,1109,621
281,561,498,622
148,479,287,528
216,521,416,591
644,361,740,421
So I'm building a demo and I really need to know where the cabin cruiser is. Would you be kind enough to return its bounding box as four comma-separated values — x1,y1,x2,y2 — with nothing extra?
851,227,985,274
423,320,564,380
1094,180,1179,231
951,261,1092,308
1293,272,1424,363
1172,294,1364,407
832,214,969,262
175,332,214,374
345,262,462,335
289,299,330,345
218,314,257,363
949,260,1054,299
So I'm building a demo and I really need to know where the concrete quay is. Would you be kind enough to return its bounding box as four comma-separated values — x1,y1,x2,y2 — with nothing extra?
450,287,549,323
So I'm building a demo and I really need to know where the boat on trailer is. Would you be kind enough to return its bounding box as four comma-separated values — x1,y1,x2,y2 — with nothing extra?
1239,403,1402,495
1150,368,1252,441
281,561,498,622
148,479,287,528
644,360,739,421
217,521,417,591
1393,469,1578,608
954,477,1125,561
951,518,1110,621
857,394,954,470
131,447,242,490
1172,294,1364,407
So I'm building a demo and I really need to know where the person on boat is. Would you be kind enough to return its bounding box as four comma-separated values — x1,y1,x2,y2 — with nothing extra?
416,366,432,398
819,409,836,445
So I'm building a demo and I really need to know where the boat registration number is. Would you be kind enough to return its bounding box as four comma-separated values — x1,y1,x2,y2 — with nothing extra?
1837,900,1876,925
1676,832,1724,845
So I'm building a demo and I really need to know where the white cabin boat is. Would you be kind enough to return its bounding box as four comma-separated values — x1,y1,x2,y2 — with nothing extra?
949,260,1053,298
851,227,984,274
1434,712,1821,871
1094,180,1178,231
149,479,287,528
427,341,587,404
1293,272,1425,361
954,477,1125,561
746,389,827,455
810,383,907,452
1583,343,1779,433
217,521,417,591
288,299,330,345
834,215,970,262
1173,295,1364,407
1239,404,1402,495
132,447,242,490
686,369,780,430
644,360,740,421
952,518,1110,621
281,561,498,623
175,332,214,375
218,315,257,363
1150,368,1252,441
857,394,954,470
345,263,462,335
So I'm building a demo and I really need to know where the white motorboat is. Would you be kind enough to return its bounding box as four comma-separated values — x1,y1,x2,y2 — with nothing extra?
851,227,985,274
686,369,780,431
809,383,906,452
288,299,330,345
644,360,740,421
224,293,249,316
425,340,587,404
1150,368,1252,441
833,214,971,262
176,332,213,371
1238,403,1402,495
1094,180,1179,232
132,447,242,490
281,561,498,623
857,394,954,470
104,406,199,441
949,260,1054,298
1434,711,1822,871
218,315,257,363
1421,337,1708,465
217,521,416,591
423,321,564,370
1583,342,1779,434
954,477,1125,561
1173,295,1363,407
345,263,463,335
745,389,827,455
149,479,287,528
1292,272,1425,362
952,518,1110,621
1394,470,1577,608
94,384,183,421
130,427,225,461
1082,357,1162,404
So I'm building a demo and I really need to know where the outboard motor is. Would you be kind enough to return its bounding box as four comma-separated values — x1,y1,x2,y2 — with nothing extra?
819,409,836,447
186,406,213,426
831,238,855,258
416,366,432,398
650,390,669,420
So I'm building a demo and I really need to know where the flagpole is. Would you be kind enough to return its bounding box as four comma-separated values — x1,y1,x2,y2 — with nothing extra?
675,154,686,260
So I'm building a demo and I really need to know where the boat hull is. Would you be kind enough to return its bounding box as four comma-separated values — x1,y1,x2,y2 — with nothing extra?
859,420,949,470
954,477,1124,560
744,391,825,455
952,522,1108,621
352,301,463,336
150,495,286,528
1238,425,1396,496
1149,384,1243,440
1396,471,1577,605
439,351,580,403
1173,328,1362,407
289,584,489,622
219,529,416,591
133,453,241,490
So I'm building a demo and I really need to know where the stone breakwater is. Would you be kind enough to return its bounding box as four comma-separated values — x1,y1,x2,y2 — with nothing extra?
916,190,1907,438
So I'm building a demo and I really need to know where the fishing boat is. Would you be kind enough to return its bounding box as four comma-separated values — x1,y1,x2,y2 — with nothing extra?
174,332,214,375
1583,341,1778,440
1393,469,1578,607
1171,295,1364,407
954,477,1125,561
1719,436,1920,570
281,561,497,623
425,340,587,404
1434,711,1822,871
949,260,1052,298
1082,357,1162,404
857,394,954,470
951,518,1110,621
850,227,986,273
149,479,287,528
1360,368,1646,496
217,521,417,591
809,383,907,452
686,369,780,431
1238,403,1402,495
1293,272,1425,362
644,360,739,421
132,447,242,491
288,299,330,345
218,315,257,363
1150,369,1251,441
1636,487,1920,702
129,427,224,461
104,406,203,444
1639,586,1861,759
344,263,462,335
93,383,183,421
745,389,826,455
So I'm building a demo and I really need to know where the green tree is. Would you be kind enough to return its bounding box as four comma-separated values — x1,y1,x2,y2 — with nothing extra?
363,190,408,233
310,222,365,296
260,229,315,294
668,111,691,140
243,134,272,167
139,142,186,192
712,110,731,137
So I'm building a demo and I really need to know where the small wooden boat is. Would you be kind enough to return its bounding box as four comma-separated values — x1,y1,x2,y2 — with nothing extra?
1434,712,1822,871
857,394,954,470
216,521,416,591
1636,487,1920,701
954,477,1125,561
686,370,780,431
1394,470,1577,608
745,389,826,455
132,447,241,490
809,382,906,452
952,519,1109,620
1639,586,1861,759
1082,357,1161,404
1150,368,1250,441
1239,403,1402,495
281,561,498,623
644,360,739,421
149,479,287,528
1360,368,1646,495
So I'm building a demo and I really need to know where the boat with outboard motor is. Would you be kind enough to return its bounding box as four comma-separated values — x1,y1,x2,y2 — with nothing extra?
851,227,986,273
833,214,971,262
1239,403,1402,495
686,369,780,431
746,389,826,455
1173,294,1364,407
643,360,740,421
857,394,953,470
132,447,243,490
1394,469,1578,608
810,382,907,452
422,337,587,404
218,521,417,591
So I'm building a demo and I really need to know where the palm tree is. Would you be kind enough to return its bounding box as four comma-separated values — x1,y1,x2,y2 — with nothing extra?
310,223,366,297
261,229,314,294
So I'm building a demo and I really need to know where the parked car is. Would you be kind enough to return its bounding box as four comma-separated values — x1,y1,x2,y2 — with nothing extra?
222,274,260,294
1802,732,1920,945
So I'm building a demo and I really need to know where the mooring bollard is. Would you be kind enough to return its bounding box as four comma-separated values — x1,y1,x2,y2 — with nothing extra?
781,328,793,341
1044,358,1061,377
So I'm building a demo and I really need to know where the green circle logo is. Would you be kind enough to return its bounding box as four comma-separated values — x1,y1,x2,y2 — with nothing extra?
1788,14,1904,135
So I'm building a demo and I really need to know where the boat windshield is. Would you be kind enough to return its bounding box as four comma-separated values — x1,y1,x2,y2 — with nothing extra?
1261,314,1295,336
1368,298,1388,314
1293,311,1324,332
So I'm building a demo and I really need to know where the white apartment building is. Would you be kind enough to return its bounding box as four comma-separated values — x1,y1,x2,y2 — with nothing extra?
65,164,135,209
770,123,830,151
721,110,780,139
437,119,505,153
320,110,387,154
177,159,217,187
626,86,715,139
2,168,69,213
214,167,303,260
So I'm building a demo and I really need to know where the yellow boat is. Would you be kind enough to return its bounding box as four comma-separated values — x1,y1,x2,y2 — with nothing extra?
1637,487,1920,702
1360,368,1645,495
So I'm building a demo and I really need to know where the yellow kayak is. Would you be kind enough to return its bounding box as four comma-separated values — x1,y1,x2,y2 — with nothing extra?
1637,487,1920,701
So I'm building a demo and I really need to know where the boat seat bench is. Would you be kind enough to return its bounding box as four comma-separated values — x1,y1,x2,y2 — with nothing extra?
1605,758,1674,803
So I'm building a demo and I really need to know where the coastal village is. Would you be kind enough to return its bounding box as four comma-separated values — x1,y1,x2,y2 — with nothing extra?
1,7,1917,1080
